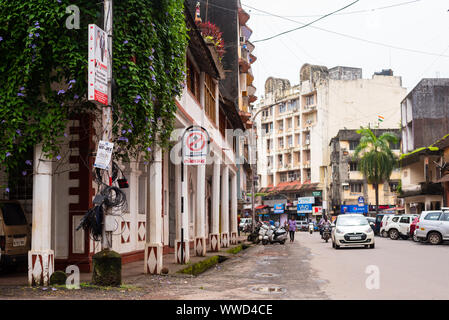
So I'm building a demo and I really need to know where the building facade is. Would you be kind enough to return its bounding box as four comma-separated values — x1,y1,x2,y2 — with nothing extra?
254,64,406,217
329,129,401,216
0,4,249,286
399,79,449,214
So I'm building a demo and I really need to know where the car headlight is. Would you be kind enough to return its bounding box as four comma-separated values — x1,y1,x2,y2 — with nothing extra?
336,228,344,234
365,226,373,233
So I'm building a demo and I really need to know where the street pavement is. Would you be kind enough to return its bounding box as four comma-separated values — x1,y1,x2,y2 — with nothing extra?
2,231,449,299
305,231,449,299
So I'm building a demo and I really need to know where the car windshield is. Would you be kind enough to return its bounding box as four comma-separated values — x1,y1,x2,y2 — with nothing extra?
337,215,368,226
0,203,28,226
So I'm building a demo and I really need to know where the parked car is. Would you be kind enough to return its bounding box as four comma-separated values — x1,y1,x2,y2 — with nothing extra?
239,218,252,231
410,216,419,241
0,201,31,271
367,217,376,232
331,214,375,249
384,214,418,240
375,213,394,236
296,220,308,231
415,209,449,245
379,214,395,237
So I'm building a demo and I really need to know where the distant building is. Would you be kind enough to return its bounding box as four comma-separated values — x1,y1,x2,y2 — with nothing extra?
254,64,406,220
399,79,449,214
329,129,401,216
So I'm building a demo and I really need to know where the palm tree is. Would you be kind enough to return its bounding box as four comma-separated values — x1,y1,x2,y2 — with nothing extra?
353,127,398,215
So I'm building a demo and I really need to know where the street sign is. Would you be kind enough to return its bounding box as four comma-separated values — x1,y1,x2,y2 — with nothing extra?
94,140,114,170
312,206,323,215
297,203,313,213
88,24,109,105
312,191,322,197
273,204,285,214
182,126,209,165
358,196,365,207
298,197,315,204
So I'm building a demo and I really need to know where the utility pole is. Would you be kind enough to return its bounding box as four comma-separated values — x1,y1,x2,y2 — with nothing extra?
102,0,113,250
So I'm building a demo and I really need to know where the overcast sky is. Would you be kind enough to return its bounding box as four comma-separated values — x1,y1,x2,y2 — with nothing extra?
241,0,449,98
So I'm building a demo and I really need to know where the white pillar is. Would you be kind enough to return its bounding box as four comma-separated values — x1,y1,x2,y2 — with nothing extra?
144,145,163,274
209,159,221,251
221,165,229,248
230,172,238,245
28,143,54,286
175,163,190,263
195,164,206,256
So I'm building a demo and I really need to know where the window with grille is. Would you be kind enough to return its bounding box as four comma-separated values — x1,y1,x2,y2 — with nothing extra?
204,73,216,123
349,162,358,172
350,183,362,193
305,95,315,106
349,141,359,150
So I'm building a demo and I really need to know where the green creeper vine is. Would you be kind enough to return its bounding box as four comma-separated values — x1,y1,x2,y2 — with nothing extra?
0,0,188,173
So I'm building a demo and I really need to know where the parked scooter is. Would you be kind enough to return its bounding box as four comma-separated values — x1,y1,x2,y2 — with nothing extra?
308,222,314,234
262,225,288,245
258,223,270,244
322,224,331,243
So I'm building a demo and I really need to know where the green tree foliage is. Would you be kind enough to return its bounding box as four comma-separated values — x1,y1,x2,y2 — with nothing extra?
0,0,187,171
353,127,398,213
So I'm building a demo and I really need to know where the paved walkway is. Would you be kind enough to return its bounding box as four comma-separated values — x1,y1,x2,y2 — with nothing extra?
0,235,248,287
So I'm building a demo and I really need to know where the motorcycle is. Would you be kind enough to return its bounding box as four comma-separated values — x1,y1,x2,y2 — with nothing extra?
263,225,288,245
322,225,331,243
247,222,262,243
308,222,314,234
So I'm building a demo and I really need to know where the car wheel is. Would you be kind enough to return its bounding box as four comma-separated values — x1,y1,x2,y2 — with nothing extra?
332,241,335,248
428,232,442,245
370,243,375,249
382,230,388,238
335,243,340,249
413,233,419,242
262,239,268,245
389,229,399,240
280,240,286,245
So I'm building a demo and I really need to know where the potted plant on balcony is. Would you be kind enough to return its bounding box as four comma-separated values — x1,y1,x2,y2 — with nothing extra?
196,21,226,60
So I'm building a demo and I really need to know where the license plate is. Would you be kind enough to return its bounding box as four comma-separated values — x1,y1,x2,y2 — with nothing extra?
13,238,26,247
350,236,361,240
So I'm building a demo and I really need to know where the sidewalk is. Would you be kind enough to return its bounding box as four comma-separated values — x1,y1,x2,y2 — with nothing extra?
0,235,250,287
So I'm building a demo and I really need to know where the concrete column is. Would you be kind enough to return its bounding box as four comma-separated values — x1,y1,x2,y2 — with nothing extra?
221,165,229,248
29,143,54,286
230,172,238,245
209,159,221,251
175,163,190,263
195,164,206,256
144,145,163,274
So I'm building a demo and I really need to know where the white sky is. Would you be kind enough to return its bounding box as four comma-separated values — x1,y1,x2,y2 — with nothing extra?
241,0,449,98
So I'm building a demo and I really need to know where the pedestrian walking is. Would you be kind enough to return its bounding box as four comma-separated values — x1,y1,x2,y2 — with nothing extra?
288,216,296,242
237,216,241,236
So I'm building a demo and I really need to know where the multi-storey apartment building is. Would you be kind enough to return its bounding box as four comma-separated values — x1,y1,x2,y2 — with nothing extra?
255,64,406,217
399,79,449,214
329,129,401,216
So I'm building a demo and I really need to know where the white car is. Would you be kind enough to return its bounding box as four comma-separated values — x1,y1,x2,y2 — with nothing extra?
331,214,375,249
384,214,418,240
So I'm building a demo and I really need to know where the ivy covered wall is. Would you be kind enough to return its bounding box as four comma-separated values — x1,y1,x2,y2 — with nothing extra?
0,0,188,174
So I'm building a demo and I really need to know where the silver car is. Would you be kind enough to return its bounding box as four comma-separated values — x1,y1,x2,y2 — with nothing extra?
415,208,449,245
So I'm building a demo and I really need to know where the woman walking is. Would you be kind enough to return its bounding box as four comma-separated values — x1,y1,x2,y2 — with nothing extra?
288,216,296,242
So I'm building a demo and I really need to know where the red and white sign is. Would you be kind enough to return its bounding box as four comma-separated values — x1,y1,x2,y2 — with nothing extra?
88,24,109,105
183,127,209,165
312,206,323,216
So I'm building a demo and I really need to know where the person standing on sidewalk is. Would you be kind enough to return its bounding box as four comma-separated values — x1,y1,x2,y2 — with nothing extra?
288,216,296,242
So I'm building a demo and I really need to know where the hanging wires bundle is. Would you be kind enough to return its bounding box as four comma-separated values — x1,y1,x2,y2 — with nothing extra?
77,161,128,240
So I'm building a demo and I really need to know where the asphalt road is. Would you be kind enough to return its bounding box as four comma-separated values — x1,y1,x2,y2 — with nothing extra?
305,231,449,299
2,231,449,300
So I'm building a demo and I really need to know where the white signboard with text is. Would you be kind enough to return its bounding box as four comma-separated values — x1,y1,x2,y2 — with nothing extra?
88,24,109,105
94,140,114,170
